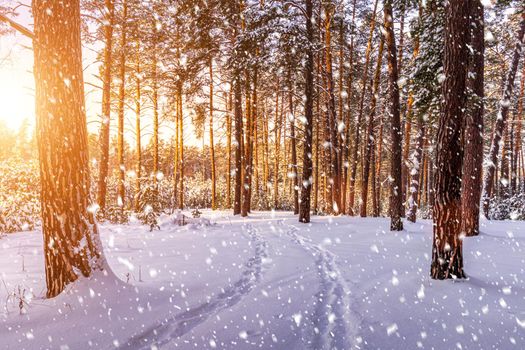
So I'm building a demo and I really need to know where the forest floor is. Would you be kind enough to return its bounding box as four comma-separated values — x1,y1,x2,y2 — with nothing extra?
1,211,525,350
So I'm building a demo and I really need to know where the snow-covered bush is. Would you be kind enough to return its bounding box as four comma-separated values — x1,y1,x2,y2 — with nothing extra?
0,159,40,233
489,194,525,221
96,205,130,224
135,181,162,231
417,205,433,220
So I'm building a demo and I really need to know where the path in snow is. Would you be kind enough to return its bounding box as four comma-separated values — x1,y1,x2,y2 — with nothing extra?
284,223,356,350
122,223,269,349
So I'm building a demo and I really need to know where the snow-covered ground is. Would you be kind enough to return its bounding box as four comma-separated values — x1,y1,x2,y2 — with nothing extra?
1,211,525,349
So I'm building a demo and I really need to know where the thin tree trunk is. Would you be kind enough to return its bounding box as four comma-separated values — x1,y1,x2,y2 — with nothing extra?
288,70,299,215
226,91,232,208
250,68,258,212
274,84,281,209
513,65,525,193
134,44,142,212
324,6,341,214
342,0,357,215
34,0,106,298
209,59,217,210
233,76,243,215
117,0,127,208
299,0,314,223
97,0,115,211
178,87,184,209
152,53,159,188
430,0,470,280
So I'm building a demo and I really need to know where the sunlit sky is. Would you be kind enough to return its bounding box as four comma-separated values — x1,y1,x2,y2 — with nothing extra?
0,8,104,135
0,7,170,149
0,29,34,131
0,9,203,148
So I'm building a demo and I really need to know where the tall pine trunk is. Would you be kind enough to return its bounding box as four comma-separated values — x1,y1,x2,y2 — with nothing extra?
288,70,299,215
384,0,403,231
233,77,243,215
460,0,484,236
226,91,232,208
430,0,470,280
299,0,314,223
134,45,142,211
34,0,106,298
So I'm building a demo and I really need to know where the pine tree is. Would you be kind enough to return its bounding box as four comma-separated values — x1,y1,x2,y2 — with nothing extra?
33,0,107,298
430,0,470,280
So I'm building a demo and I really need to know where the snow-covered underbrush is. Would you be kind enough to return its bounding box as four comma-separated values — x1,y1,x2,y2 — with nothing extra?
0,159,40,234
489,193,525,220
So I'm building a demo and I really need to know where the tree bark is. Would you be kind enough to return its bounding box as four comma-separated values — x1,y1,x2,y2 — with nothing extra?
460,0,484,236
226,91,232,208
178,86,184,209
299,0,314,223
34,0,106,298
288,70,299,215
242,73,254,217
406,122,426,223
384,0,403,231
134,43,142,212
430,0,470,280
233,76,243,215
209,59,217,210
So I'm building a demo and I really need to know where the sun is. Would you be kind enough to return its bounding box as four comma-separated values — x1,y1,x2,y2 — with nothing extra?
0,36,35,131
0,73,34,131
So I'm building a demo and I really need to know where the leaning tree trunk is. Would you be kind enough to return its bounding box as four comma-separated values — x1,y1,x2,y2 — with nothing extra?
96,0,114,211
482,13,525,217
430,0,470,280
460,0,484,236
33,0,106,298
299,0,315,223
383,0,403,231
